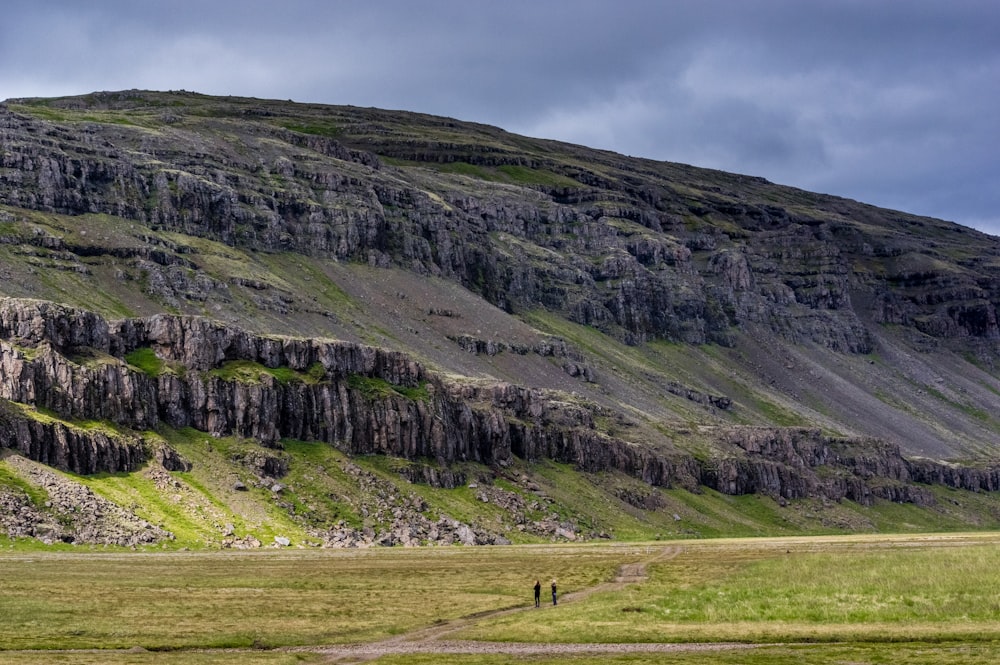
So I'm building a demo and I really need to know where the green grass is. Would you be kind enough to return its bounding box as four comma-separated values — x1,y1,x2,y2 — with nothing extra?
346,374,398,398
748,396,810,427
364,644,1000,665
124,347,165,377
680,546,999,626
277,438,363,529
0,653,322,665
75,468,208,547
495,164,580,188
2,401,136,440
0,462,50,506
663,488,801,538
78,114,137,126
152,428,315,546
306,361,326,382
7,645,1000,665
458,533,1000,645
74,429,278,548
209,360,319,385
276,120,342,138
530,462,661,540
432,161,497,179
387,160,580,189
395,382,431,401
0,545,623,651
69,427,334,549
251,252,360,316
7,104,70,122
346,374,430,401
356,454,527,533
2,535,1000,663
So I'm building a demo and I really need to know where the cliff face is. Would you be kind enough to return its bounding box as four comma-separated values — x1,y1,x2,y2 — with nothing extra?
1,298,996,509
2,92,998,354
1,91,1000,541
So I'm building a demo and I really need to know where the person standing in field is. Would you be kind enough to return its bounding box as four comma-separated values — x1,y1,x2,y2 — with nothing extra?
551,579,557,605
534,579,541,607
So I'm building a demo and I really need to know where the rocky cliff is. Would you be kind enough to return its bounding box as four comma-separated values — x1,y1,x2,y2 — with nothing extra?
2,91,998,353
1,91,1000,544
1,298,997,515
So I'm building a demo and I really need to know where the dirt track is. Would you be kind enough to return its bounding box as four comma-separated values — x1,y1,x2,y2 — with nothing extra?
300,545,757,663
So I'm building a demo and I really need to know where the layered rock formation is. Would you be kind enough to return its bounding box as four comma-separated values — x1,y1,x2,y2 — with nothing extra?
2,91,998,354
1,298,997,511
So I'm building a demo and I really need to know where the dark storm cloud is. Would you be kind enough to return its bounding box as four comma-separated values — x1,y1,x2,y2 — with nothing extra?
2,1,999,234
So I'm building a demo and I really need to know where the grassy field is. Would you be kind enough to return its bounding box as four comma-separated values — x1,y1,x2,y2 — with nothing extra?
459,533,1000,642
0,545,622,651
2,534,1000,664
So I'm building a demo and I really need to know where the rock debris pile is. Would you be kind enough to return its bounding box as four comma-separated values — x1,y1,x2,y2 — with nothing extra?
0,455,171,546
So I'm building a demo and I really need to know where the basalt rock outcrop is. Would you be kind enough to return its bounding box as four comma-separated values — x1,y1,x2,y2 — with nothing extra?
1,298,997,512
2,91,1000,542
0,402,144,475
2,91,999,354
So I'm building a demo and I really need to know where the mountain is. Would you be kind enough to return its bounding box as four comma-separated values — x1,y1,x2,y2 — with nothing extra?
1,89,999,548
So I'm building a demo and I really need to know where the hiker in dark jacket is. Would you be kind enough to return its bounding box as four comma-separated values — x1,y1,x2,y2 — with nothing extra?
534,579,541,607
551,579,557,605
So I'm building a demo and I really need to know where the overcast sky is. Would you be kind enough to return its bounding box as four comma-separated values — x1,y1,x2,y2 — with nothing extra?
3,1,999,235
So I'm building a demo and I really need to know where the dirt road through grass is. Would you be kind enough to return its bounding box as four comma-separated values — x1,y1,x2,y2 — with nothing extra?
304,544,757,662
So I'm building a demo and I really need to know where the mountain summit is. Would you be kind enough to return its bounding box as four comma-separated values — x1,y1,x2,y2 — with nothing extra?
1,90,999,546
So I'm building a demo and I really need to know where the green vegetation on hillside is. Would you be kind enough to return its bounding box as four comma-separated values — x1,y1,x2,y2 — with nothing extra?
209,359,315,385
346,374,430,401
0,463,49,506
124,347,165,377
